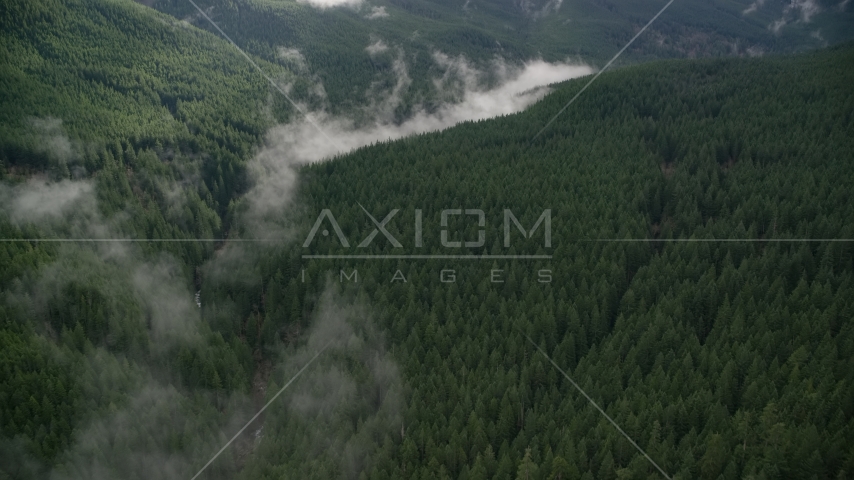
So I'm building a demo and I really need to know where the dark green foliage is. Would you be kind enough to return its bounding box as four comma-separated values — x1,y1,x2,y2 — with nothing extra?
151,0,854,120
0,327,78,462
234,45,854,478
2,0,853,477
1,0,267,476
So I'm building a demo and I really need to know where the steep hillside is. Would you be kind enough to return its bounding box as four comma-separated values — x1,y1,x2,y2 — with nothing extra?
1,0,302,220
149,0,854,115
1,1,274,478
1,0,853,477
227,44,854,478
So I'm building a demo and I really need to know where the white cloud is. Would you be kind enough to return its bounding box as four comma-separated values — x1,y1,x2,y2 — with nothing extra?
746,46,765,57
781,0,821,23
240,54,592,223
795,0,820,21
132,258,202,348
364,51,411,120
365,5,389,18
769,18,787,33
278,46,308,71
536,0,564,18
1,179,95,225
1,176,205,351
365,39,389,55
29,117,76,164
770,0,822,30
742,0,765,15
297,0,363,9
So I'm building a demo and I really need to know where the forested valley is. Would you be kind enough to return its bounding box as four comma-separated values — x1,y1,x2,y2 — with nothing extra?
2,0,854,479
152,0,854,116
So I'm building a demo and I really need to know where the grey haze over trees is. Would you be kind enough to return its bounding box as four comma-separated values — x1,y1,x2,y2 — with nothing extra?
2,0,854,478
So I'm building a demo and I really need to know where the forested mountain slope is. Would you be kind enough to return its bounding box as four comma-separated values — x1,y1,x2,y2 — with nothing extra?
1,0,280,478
150,0,854,115
1,0,853,477
1,0,303,217
228,44,854,478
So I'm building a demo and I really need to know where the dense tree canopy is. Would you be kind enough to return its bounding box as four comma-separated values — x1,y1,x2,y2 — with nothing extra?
1,0,853,478
227,44,853,479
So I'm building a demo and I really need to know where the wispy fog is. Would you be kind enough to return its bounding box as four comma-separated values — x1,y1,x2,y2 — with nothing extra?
259,285,404,479
1,179,94,225
365,5,389,18
742,0,766,15
0,34,590,479
298,0,363,9
242,53,591,225
0,176,216,479
766,0,822,33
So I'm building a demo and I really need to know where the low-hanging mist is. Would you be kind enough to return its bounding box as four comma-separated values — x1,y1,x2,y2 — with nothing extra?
243,55,592,227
